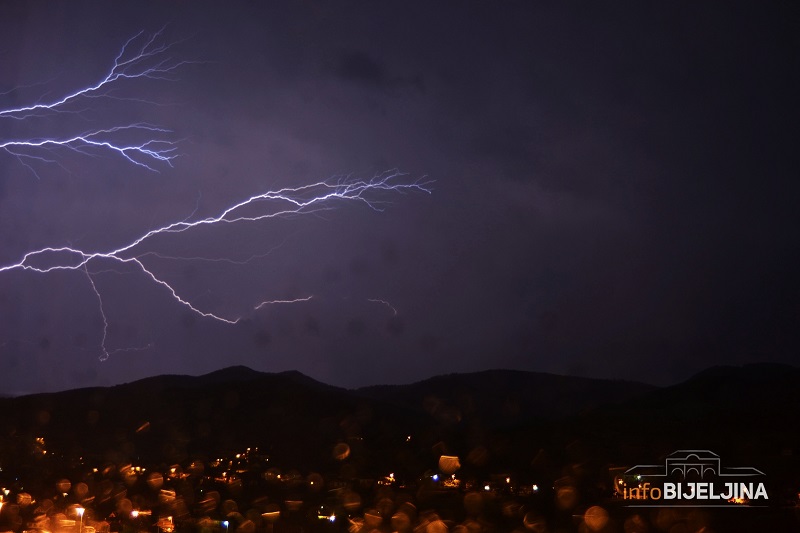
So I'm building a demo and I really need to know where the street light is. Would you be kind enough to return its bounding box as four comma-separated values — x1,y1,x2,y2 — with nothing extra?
76,507,85,533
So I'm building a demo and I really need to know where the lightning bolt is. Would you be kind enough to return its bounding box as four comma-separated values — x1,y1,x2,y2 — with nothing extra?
255,296,314,310
2,31,431,360
0,171,432,359
0,28,189,176
367,298,398,316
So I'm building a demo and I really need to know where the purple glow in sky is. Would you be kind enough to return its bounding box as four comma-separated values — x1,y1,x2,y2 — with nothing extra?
1,2,797,394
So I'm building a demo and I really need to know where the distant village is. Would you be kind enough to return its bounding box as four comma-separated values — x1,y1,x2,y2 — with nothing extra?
0,436,558,533
2,365,799,532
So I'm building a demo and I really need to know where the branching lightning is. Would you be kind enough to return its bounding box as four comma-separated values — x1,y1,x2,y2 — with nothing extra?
1,171,431,359
2,30,432,361
0,28,187,176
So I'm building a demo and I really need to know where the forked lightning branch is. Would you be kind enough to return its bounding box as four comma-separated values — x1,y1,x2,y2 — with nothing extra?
0,172,431,359
0,30,432,360
1,28,186,176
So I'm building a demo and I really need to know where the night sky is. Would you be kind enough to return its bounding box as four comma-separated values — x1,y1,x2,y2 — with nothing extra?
1,2,797,395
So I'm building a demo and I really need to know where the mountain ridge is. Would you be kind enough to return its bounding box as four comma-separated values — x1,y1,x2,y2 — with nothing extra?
0,362,797,494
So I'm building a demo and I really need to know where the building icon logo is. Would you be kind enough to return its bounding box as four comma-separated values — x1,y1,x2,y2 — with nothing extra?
616,450,768,507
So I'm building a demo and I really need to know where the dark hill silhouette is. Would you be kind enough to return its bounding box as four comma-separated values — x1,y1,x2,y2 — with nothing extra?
580,362,800,449
1,364,798,532
500,363,800,482
0,367,653,485
357,368,655,425
0,368,392,474
0,364,797,490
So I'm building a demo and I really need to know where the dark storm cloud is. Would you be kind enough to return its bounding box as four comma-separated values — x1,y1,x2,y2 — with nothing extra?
338,51,386,86
337,50,424,92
